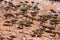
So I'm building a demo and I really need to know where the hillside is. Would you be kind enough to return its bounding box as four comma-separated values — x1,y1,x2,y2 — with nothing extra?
0,0,60,40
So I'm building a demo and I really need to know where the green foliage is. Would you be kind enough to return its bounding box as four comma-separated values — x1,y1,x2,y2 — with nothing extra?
25,20,33,27
4,6,10,11
20,21,25,25
20,7,27,12
42,25,55,30
32,29,43,37
47,26,55,30
10,35,16,38
30,11,38,16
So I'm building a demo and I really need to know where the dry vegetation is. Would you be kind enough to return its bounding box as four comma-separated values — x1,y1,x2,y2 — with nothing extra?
0,0,60,40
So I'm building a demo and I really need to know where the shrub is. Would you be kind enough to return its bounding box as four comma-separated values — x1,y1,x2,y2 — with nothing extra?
32,29,43,37
10,35,16,38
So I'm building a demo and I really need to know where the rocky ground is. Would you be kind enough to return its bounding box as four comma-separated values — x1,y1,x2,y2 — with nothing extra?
0,0,60,40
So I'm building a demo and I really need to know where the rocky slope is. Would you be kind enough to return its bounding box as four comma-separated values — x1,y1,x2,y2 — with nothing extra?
0,0,60,40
